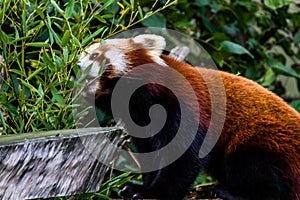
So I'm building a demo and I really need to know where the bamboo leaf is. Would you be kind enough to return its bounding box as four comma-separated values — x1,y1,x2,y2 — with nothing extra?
61,30,70,47
51,87,65,106
0,29,11,44
10,69,25,77
138,5,143,19
0,111,6,131
26,23,44,36
28,67,44,80
21,9,28,34
20,80,39,93
50,28,62,45
36,84,44,104
42,52,56,70
96,0,115,13
50,0,64,15
82,27,105,46
72,35,81,47
63,46,69,63
46,14,54,44
65,0,74,19
34,7,45,19
117,2,125,10
26,42,50,48
130,0,135,10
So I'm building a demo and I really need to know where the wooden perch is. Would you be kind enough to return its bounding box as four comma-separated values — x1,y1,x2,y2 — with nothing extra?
0,127,123,200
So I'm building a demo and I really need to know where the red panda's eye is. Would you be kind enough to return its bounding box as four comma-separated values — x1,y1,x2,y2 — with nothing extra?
90,53,99,60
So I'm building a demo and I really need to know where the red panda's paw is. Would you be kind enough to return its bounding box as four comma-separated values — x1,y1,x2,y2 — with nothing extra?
120,183,146,199
213,185,246,200
120,183,163,199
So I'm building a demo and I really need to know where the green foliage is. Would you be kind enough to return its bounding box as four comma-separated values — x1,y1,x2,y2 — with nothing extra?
0,0,176,134
193,170,214,186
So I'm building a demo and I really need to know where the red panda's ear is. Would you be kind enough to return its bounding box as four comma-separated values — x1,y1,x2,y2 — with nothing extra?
169,46,190,61
133,34,166,66
133,34,166,56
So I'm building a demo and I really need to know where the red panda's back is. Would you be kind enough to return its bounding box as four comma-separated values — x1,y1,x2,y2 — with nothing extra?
162,54,300,197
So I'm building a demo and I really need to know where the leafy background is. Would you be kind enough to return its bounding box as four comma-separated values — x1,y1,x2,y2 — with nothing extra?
0,0,299,199
0,0,175,134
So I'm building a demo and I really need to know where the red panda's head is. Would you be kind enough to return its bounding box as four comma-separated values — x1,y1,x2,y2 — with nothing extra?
78,34,167,96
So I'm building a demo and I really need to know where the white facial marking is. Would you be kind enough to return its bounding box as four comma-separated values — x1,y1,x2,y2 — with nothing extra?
104,49,127,74
87,81,99,94
80,80,99,97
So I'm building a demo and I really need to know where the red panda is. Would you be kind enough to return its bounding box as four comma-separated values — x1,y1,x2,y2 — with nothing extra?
78,34,300,200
